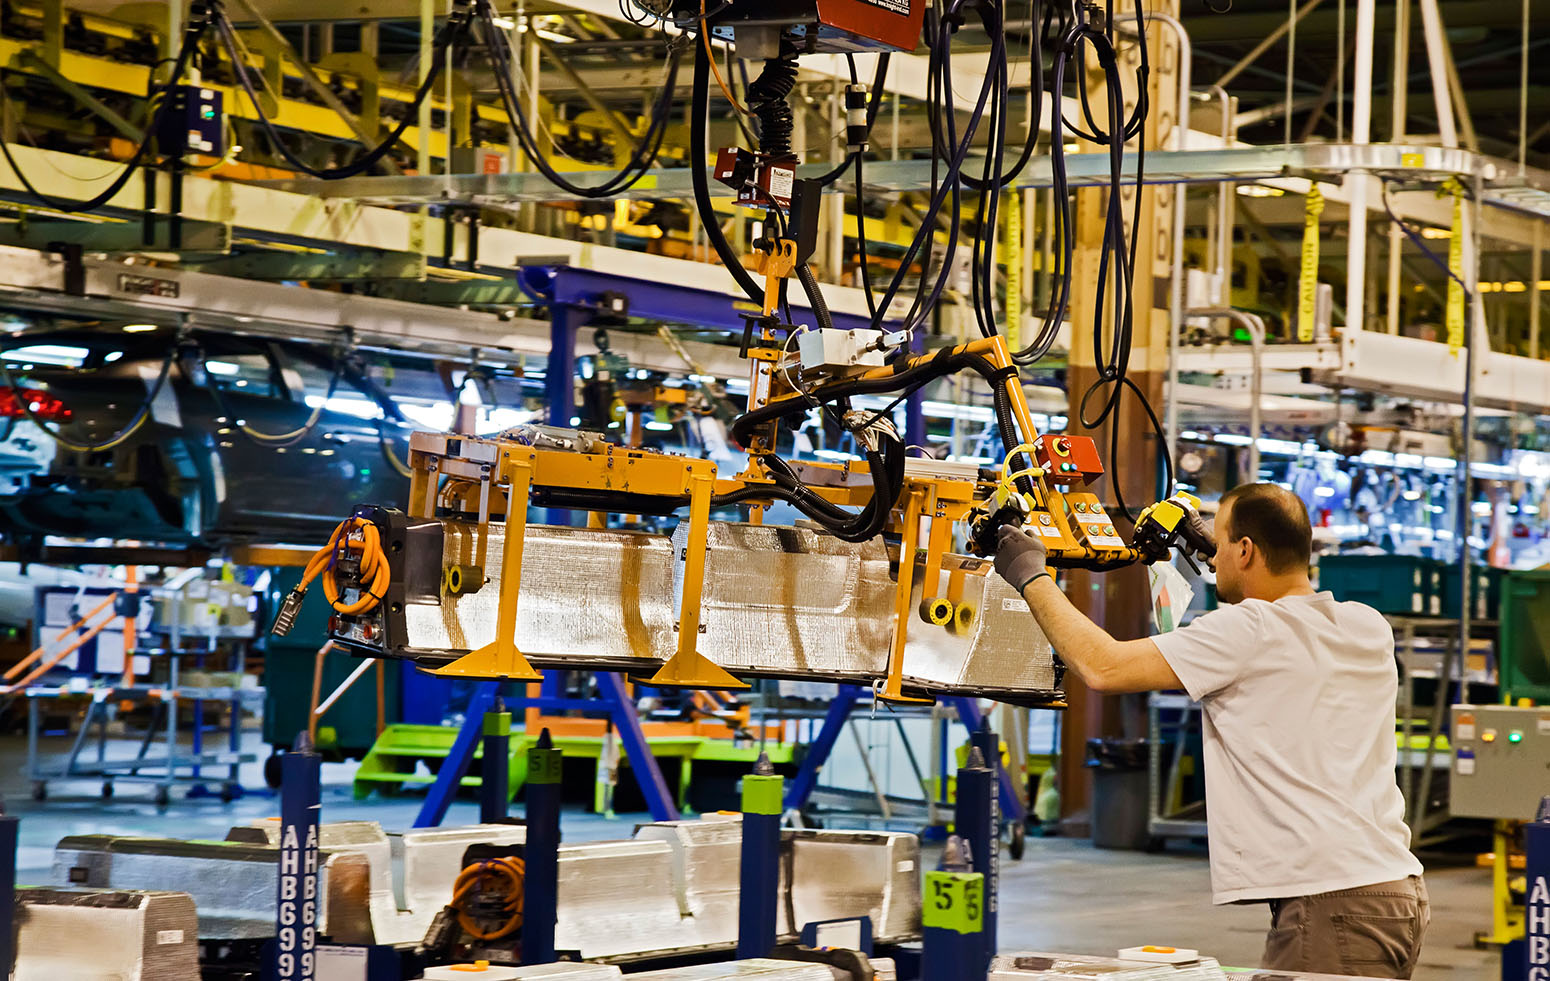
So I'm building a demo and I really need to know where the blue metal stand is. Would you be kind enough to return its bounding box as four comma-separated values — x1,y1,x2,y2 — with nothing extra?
921,836,986,981
415,672,681,827
414,682,500,828
1515,796,1550,981
545,302,584,526
0,805,17,981
954,746,998,964
783,685,864,811
275,734,322,981
783,691,1028,832
737,755,784,959
479,697,511,824
522,729,562,966
950,697,1028,823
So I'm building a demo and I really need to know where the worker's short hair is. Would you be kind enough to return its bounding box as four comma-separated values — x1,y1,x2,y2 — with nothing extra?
1219,482,1312,575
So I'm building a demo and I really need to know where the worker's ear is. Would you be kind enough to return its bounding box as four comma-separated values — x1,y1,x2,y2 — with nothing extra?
1235,536,1255,569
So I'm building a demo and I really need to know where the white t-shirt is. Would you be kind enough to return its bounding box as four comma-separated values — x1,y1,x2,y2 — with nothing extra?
1151,591,1424,904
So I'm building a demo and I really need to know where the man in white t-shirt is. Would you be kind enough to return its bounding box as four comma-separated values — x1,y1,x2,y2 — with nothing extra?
993,482,1428,978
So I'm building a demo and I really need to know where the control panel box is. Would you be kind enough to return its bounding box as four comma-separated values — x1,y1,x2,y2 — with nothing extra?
156,85,223,157
1450,704,1550,819
798,328,886,375
1033,434,1105,485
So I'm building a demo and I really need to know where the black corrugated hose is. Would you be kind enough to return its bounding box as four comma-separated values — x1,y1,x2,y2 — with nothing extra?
745,41,800,158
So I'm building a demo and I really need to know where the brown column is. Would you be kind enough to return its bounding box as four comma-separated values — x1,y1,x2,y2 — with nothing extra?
1057,0,1180,833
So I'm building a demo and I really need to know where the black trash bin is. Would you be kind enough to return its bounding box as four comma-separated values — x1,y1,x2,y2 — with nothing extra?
1085,737,1151,850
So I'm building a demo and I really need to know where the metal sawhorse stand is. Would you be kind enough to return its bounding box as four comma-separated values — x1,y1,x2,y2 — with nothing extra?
412,670,683,827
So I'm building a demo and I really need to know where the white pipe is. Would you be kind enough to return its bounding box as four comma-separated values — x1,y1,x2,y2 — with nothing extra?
1533,224,1543,361
315,658,374,719
1121,12,1190,472
1387,0,1409,336
1207,85,1235,304
1417,0,1459,147
1186,309,1266,481
1344,0,1376,334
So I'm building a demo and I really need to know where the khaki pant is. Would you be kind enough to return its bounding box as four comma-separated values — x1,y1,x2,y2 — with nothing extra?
1261,876,1430,979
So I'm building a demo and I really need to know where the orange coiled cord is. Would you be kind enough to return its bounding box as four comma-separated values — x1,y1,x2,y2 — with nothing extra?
452,856,526,941
300,517,391,616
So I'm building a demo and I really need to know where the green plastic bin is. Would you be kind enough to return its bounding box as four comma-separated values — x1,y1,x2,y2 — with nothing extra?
1317,554,1440,617
1438,564,1505,620
1499,571,1550,703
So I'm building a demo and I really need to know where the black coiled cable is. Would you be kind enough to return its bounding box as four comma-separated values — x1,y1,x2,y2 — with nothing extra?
746,42,799,157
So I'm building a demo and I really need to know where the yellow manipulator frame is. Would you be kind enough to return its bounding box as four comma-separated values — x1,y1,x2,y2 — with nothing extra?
400,335,1139,702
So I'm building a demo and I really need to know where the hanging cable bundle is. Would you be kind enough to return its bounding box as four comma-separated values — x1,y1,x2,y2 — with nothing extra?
212,0,475,180
270,516,391,636
478,0,683,198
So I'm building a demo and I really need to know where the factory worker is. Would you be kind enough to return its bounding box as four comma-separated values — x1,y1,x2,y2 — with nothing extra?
994,481,1428,979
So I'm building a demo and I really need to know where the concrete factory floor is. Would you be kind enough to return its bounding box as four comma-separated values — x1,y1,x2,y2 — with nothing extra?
0,730,1500,981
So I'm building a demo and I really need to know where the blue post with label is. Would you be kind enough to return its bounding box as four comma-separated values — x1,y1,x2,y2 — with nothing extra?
922,835,986,981
1521,796,1550,981
522,728,562,965
480,696,511,824
275,732,322,981
0,798,18,981
955,744,998,962
737,752,784,959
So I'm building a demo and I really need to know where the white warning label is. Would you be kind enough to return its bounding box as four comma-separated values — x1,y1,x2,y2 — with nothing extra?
860,0,911,12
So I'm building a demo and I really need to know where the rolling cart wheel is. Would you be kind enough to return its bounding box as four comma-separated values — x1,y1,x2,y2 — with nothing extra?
30,781,45,802
263,752,284,790
154,786,171,807
101,781,114,800
1008,821,1027,861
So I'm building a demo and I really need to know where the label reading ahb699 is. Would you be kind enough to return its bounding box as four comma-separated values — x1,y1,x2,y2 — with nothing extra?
922,871,984,934
276,820,319,980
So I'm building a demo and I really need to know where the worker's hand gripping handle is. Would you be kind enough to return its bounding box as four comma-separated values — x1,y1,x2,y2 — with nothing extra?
1132,493,1217,573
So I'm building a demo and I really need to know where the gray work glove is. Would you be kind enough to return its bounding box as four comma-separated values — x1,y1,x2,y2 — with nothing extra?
994,523,1049,593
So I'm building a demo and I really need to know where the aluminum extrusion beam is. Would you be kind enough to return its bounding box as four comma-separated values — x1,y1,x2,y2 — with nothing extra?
251,144,1550,219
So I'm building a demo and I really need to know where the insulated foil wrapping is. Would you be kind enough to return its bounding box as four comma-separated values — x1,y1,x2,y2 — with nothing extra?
405,524,674,669
14,887,200,981
393,521,1060,699
554,840,688,959
779,830,920,942
901,563,1060,695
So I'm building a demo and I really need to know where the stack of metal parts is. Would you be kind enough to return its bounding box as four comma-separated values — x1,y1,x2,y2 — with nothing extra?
396,522,1058,699
12,886,200,981
989,953,1228,981
50,817,921,960
425,961,871,979
55,822,525,944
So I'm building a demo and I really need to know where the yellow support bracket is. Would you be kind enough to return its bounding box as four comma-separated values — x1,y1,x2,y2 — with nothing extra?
646,473,749,690
877,488,935,705
434,450,542,682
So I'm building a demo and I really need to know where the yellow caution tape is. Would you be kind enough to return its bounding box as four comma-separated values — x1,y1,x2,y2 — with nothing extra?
1297,186,1325,342
1440,177,1466,354
1003,191,1023,352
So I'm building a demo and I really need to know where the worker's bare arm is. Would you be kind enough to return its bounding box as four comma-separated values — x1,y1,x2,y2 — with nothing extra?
1019,576,1182,694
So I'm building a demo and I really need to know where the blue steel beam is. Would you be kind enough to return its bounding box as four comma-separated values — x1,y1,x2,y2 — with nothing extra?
595,672,681,822
544,303,586,526
541,266,896,337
